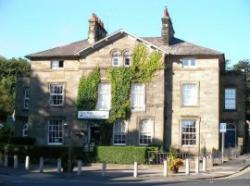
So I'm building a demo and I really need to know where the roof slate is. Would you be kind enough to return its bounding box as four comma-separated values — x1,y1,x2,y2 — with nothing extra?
26,32,223,59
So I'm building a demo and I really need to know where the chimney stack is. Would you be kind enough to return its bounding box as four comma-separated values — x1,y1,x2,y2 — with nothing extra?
161,7,174,45
88,13,107,44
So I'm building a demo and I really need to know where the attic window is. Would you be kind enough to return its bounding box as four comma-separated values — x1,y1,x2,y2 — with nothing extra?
51,60,64,69
111,50,121,67
123,50,132,67
182,58,196,68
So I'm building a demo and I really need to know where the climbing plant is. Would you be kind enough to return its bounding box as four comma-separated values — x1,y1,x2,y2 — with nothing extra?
76,67,100,110
108,44,164,123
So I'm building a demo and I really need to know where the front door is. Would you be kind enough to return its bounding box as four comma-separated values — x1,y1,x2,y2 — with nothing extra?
225,123,236,148
89,125,100,145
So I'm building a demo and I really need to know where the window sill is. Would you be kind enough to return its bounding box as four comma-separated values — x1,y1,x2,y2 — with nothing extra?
113,143,126,146
223,109,237,112
131,107,146,112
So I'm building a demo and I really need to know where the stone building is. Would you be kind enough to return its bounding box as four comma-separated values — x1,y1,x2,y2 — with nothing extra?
15,8,246,153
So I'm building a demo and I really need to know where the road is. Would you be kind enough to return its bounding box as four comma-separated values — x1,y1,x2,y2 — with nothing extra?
0,168,250,186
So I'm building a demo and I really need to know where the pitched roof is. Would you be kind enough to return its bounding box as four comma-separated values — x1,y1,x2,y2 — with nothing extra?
26,30,223,59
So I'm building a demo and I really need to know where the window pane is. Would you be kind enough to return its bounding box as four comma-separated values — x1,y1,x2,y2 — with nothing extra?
48,119,63,144
182,84,198,106
113,121,126,145
97,83,111,110
131,84,145,110
139,119,153,145
225,88,236,110
181,120,196,145
49,84,64,106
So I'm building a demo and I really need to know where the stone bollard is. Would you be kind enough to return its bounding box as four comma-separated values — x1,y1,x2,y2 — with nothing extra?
185,159,190,175
14,155,18,169
133,161,138,178
102,163,106,176
25,156,30,170
163,160,168,177
77,160,82,175
202,157,207,172
195,156,199,174
39,157,44,173
4,154,8,167
57,158,62,173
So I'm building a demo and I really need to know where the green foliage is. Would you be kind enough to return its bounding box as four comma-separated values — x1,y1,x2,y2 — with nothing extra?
0,57,30,121
233,59,250,108
108,44,163,122
96,146,156,164
76,67,101,110
0,122,14,142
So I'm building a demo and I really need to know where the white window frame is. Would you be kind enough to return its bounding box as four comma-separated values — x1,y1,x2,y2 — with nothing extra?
47,119,64,145
96,83,111,110
22,123,28,137
23,88,30,110
139,119,154,145
182,83,198,106
113,120,127,145
181,58,197,68
181,119,196,146
111,50,121,67
131,83,145,111
224,88,236,110
49,83,64,106
51,60,64,69
123,50,132,67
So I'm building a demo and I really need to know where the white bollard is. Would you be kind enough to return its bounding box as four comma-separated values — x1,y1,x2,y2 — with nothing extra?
185,159,190,175
39,157,44,173
57,158,62,173
195,156,200,174
163,160,168,177
133,161,138,178
102,163,106,176
202,157,207,172
77,160,82,175
14,155,18,169
4,154,8,167
25,156,30,170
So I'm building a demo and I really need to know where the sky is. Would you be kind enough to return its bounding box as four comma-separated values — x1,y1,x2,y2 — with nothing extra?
0,0,250,65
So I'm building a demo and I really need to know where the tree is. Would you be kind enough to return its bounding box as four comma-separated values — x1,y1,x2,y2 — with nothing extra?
233,59,250,108
0,56,30,121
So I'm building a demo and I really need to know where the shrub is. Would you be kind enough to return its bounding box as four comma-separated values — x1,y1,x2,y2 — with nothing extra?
9,137,36,145
96,146,158,164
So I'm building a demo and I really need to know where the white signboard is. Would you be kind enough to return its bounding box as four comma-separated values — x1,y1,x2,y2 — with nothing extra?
78,111,109,120
220,123,227,133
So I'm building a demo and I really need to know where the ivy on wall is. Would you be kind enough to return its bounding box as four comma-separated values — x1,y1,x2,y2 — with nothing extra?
76,67,100,110
108,44,164,123
76,44,163,123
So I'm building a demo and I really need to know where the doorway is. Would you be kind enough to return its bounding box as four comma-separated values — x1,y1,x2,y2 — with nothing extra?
225,123,237,148
88,124,100,145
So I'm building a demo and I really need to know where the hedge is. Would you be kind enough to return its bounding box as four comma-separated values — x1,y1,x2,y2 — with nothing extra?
96,146,158,164
0,136,36,145
0,145,159,164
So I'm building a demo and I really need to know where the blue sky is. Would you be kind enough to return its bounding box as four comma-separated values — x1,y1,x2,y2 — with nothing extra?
0,0,250,65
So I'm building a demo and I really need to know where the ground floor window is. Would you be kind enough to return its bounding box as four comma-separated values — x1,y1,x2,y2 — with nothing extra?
22,123,28,137
48,119,63,145
181,119,196,145
139,119,154,145
113,120,126,145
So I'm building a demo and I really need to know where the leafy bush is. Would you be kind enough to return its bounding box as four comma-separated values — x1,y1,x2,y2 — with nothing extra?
96,146,158,164
9,137,36,145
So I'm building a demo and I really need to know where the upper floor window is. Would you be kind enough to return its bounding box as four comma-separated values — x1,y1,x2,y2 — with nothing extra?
97,83,111,110
113,120,126,145
51,60,64,69
23,88,30,110
48,119,63,145
22,123,28,137
49,84,64,106
139,119,154,145
123,50,132,67
182,58,196,68
111,50,121,67
182,83,198,106
131,83,145,111
181,119,196,146
225,88,236,110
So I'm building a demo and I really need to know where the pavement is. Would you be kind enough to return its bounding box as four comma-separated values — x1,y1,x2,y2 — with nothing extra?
0,154,250,184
